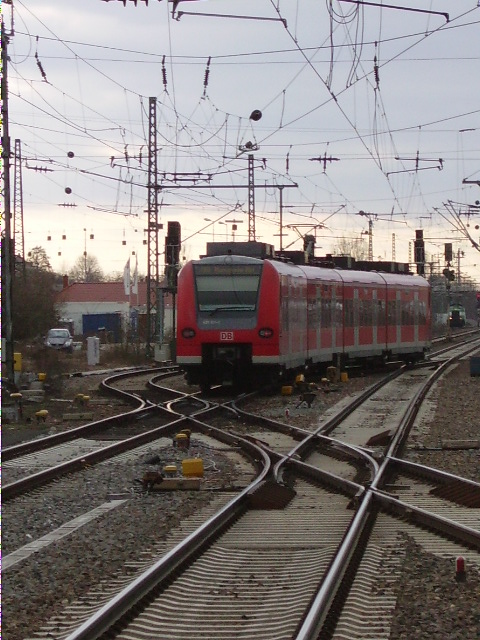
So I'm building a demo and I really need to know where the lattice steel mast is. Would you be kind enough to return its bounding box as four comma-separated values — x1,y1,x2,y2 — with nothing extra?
146,96,160,357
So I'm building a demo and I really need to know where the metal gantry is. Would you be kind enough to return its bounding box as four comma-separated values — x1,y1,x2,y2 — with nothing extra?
247,154,255,241
13,139,26,277
146,97,160,357
1,18,15,383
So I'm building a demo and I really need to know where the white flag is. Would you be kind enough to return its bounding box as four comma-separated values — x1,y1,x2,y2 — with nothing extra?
131,256,138,295
123,258,131,295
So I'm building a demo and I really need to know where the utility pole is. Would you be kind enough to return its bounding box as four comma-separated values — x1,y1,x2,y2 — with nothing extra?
238,143,259,241
247,154,255,241
279,186,284,251
456,248,464,286
357,211,374,261
146,97,160,358
13,139,26,277
367,219,373,261
1,17,15,384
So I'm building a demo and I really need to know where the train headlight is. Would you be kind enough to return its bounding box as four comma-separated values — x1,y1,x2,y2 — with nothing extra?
182,328,196,338
258,327,274,338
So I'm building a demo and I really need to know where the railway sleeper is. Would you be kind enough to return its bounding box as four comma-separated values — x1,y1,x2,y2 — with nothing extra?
247,479,296,509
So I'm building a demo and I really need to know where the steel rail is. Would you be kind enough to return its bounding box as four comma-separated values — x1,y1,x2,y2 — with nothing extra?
13,345,478,639
389,456,480,490
2,366,177,462
2,407,185,501
294,340,480,639
2,384,270,502
372,490,480,549
60,436,272,640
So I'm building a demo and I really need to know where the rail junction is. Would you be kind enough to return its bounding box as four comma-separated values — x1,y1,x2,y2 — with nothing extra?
2,332,480,640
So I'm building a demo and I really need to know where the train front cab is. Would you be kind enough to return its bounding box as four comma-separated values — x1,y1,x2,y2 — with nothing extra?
177,256,282,389
449,304,466,328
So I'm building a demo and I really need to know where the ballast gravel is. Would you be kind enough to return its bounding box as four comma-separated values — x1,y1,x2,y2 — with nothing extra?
2,355,480,640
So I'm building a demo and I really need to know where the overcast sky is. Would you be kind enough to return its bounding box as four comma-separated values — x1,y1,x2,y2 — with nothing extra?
5,0,480,280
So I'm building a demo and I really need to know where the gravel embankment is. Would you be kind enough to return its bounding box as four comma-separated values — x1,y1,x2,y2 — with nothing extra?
2,437,242,640
406,357,480,482
3,357,479,640
388,356,480,639
390,537,480,640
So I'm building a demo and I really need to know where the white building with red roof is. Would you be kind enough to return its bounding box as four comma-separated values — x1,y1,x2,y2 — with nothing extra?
55,278,173,343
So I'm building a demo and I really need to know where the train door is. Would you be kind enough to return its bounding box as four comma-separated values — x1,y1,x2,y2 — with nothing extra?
353,288,359,348
400,288,415,345
333,283,342,352
306,281,321,361
279,274,290,360
395,289,402,345
358,287,374,352
386,286,398,347
286,272,308,367
414,291,419,344
375,278,388,350
320,282,332,354
343,285,355,351
296,275,308,358
418,285,431,343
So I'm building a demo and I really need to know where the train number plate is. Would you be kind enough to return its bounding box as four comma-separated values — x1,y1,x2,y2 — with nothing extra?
220,331,234,341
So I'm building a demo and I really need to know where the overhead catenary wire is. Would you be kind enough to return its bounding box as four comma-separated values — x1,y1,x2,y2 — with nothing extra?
8,0,480,276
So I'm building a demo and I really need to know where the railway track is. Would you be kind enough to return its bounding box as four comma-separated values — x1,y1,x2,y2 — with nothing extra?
1,366,207,497
4,337,478,640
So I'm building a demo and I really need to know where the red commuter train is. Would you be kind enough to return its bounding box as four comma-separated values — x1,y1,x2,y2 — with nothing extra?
176,246,431,390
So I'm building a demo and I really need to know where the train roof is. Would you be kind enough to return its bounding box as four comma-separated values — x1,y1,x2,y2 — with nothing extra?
190,253,429,288
292,263,429,288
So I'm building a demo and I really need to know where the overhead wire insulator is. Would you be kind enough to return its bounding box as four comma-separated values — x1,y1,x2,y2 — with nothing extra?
162,55,168,91
35,36,48,82
203,56,211,97
374,55,380,88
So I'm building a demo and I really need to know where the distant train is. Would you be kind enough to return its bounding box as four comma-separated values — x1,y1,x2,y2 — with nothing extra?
449,303,466,328
176,246,431,390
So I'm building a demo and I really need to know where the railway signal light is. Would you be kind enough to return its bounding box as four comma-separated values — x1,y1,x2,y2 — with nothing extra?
165,221,181,265
444,242,453,262
442,268,455,281
414,230,425,264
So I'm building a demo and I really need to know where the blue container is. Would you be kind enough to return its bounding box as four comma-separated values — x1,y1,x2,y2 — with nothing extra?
82,313,122,343
470,357,480,376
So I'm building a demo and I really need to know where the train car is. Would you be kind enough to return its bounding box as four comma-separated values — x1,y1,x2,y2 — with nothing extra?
176,251,431,390
449,303,466,328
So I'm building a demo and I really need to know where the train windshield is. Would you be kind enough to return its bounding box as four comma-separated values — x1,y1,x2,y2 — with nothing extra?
194,263,263,312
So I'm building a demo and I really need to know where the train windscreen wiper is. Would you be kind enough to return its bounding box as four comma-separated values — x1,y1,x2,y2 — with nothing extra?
209,305,255,315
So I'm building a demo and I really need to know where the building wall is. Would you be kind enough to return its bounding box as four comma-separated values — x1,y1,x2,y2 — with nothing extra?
57,301,174,341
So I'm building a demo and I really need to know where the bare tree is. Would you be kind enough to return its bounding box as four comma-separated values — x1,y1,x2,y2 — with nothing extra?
27,246,53,271
12,250,58,339
69,254,104,283
332,236,368,260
